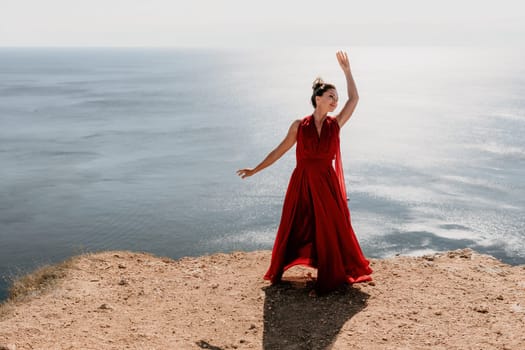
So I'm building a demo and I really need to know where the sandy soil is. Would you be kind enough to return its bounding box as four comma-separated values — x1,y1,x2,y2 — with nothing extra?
0,248,524,350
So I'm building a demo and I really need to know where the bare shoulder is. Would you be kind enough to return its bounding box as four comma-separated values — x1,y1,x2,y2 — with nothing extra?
278,119,301,147
288,119,301,133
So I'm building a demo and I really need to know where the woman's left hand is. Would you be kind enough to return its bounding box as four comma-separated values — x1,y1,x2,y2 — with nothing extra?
336,51,351,74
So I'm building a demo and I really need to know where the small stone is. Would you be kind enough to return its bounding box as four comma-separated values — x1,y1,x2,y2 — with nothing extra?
474,305,489,314
249,324,256,330
434,311,442,316
118,264,126,269
367,281,376,286
511,303,522,313
210,283,219,289
118,279,128,286
496,295,504,301
98,303,113,310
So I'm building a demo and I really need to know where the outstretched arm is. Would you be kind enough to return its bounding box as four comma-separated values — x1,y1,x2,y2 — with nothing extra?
237,120,300,179
335,51,359,128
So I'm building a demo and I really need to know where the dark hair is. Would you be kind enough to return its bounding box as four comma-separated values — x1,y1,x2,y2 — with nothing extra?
311,77,336,108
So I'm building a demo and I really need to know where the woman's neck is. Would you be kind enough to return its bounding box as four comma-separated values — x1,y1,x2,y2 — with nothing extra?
312,110,328,123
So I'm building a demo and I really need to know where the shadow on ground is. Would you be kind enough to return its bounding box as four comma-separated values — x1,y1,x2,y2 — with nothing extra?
262,278,369,349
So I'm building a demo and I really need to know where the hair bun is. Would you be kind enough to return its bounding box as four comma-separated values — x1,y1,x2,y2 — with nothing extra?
312,77,325,91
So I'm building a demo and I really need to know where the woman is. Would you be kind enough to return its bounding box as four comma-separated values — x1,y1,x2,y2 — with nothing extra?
237,51,372,295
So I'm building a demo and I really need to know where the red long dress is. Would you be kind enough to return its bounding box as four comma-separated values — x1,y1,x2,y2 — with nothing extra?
264,115,372,294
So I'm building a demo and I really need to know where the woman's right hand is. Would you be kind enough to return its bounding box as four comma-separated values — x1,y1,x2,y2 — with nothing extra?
236,120,300,180
237,168,256,179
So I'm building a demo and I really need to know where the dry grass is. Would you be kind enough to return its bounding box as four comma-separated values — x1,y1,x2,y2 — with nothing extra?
0,256,80,319
0,301,13,320
0,251,154,319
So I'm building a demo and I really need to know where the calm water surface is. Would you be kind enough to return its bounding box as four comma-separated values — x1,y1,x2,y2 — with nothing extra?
1,47,524,300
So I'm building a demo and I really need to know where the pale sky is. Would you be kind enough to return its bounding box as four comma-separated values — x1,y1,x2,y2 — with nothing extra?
1,0,524,47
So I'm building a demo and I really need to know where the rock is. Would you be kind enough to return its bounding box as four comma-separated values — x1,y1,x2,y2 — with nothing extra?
118,264,126,269
98,304,113,311
118,279,128,286
473,305,489,314
447,249,473,259
511,303,522,313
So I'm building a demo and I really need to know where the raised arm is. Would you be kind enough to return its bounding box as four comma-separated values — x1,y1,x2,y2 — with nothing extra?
335,51,359,128
237,120,300,179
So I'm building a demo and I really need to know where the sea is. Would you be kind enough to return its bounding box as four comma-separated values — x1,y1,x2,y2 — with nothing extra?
1,46,524,301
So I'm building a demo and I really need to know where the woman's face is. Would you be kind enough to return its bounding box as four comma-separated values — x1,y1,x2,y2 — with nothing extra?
317,88,339,112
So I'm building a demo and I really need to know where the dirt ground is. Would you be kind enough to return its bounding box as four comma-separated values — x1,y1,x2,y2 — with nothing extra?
0,248,524,350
